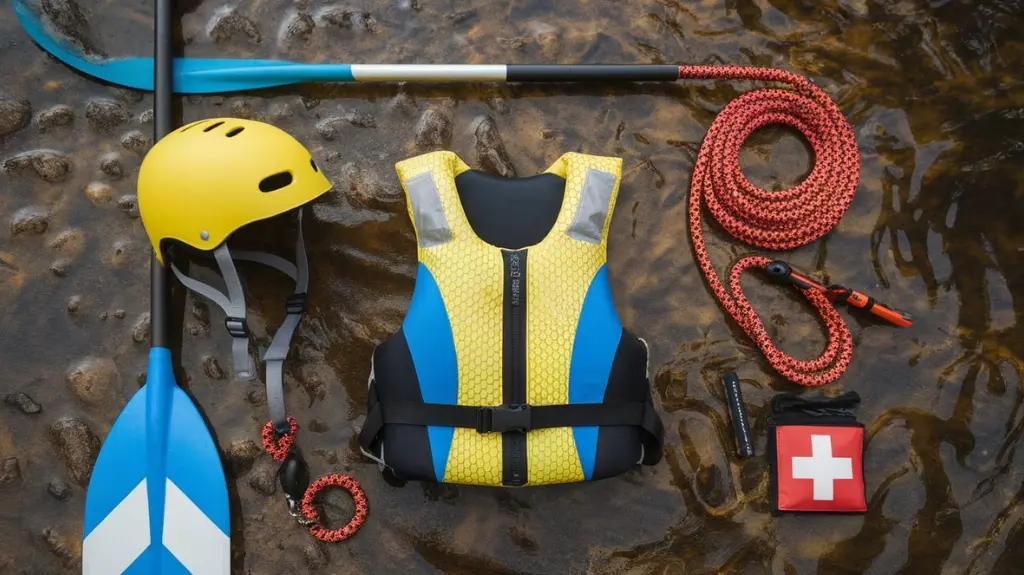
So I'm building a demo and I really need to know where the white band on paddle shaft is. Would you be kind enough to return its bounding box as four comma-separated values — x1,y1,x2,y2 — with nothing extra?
169,209,308,433
350,64,507,82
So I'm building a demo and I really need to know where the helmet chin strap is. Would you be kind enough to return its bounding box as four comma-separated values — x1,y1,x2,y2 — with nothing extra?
169,209,308,435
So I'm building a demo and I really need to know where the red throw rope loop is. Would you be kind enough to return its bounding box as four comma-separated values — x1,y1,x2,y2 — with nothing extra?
301,475,369,543
261,417,298,462
680,65,861,387
261,418,368,542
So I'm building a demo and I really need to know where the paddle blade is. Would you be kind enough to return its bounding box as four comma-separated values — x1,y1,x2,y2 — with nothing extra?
13,0,352,93
12,0,156,90
83,348,230,575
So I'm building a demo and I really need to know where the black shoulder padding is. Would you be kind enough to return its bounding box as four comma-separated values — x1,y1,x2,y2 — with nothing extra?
454,170,566,250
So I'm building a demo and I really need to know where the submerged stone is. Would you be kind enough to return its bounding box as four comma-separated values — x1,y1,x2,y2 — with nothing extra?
414,108,453,150
4,392,42,414
3,149,72,182
84,181,115,205
202,356,225,380
209,9,263,44
248,464,277,496
0,457,21,486
281,11,315,42
85,98,131,133
66,357,119,406
47,479,72,501
132,312,150,343
48,417,101,486
117,194,140,217
50,259,71,277
120,130,152,154
35,104,74,132
0,96,32,138
473,115,517,177
99,154,124,179
10,207,51,237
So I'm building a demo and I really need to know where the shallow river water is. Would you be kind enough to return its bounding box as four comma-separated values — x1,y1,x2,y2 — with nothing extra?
1,0,1022,573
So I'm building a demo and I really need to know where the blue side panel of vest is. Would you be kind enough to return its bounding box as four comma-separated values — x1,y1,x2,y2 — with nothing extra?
402,263,458,482
568,264,623,480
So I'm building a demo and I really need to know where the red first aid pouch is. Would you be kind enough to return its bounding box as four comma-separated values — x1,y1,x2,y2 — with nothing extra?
767,391,867,515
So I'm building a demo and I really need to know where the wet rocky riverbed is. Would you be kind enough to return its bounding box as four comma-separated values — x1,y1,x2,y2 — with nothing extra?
1,0,1022,573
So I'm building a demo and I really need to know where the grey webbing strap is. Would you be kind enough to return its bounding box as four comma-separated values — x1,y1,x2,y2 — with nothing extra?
168,244,256,381
261,211,308,432
231,250,297,280
169,263,233,314
214,244,258,381
167,211,308,433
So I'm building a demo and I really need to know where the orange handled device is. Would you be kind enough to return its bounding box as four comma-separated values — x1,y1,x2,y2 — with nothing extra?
765,261,913,328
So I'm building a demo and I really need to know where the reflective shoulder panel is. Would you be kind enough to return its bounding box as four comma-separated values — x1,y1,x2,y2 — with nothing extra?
543,152,623,245
567,168,617,244
396,151,473,249
405,171,452,248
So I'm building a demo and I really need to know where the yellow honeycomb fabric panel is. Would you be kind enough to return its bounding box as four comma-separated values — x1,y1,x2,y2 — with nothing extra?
395,152,504,486
525,153,624,485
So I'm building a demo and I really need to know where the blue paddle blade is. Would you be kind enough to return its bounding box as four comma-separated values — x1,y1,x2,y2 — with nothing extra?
83,348,230,575
12,0,353,93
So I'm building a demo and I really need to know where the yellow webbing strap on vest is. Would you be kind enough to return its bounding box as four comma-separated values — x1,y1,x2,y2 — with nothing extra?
395,151,624,486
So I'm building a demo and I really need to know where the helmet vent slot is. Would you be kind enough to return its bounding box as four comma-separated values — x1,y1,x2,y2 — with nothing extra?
203,121,225,132
259,171,294,193
310,159,319,173
178,120,208,132
226,126,245,137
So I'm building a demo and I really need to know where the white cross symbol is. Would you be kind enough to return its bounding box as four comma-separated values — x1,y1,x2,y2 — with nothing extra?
791,434,853,500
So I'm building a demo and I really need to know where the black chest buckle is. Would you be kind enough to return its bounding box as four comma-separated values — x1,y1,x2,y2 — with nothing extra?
476,404,532,434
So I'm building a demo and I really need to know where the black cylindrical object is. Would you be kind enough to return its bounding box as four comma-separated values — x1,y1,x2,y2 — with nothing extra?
722,372,754,458
150,0,174,348
506,64,680,82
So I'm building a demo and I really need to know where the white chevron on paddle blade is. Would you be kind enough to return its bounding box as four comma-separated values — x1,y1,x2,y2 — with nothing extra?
82,478,151,575
163,478,231,575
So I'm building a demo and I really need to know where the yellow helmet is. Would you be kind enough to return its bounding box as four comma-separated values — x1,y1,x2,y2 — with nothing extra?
138,117,332,262
137,118,332,435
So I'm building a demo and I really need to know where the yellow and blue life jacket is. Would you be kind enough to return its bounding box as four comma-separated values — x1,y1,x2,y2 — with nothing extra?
358,151,664,486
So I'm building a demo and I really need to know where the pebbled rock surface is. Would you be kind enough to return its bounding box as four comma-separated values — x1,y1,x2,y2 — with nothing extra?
0,0,1021,574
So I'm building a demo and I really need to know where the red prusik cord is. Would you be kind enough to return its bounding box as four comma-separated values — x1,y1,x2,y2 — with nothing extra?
262,418,368,542
679,65,860,387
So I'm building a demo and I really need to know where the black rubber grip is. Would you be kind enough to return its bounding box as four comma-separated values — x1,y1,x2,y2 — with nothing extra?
723,372,754,458
506,65,680,82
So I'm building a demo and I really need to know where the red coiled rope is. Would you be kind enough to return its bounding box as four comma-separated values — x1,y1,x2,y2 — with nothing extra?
680,65,861,387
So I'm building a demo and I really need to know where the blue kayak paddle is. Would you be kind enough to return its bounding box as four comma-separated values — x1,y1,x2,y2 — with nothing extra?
80,0,231,573
12,0,681,94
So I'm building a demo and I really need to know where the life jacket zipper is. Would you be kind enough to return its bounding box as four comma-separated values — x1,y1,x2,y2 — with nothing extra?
502,249,528,486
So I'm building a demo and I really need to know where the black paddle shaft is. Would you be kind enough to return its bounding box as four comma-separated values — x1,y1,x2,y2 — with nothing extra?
506,65,679,82
150,0,173,348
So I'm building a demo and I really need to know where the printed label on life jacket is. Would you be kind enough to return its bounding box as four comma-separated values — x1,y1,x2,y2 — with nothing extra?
509,252,521,306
